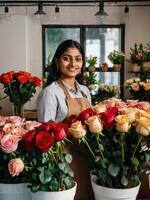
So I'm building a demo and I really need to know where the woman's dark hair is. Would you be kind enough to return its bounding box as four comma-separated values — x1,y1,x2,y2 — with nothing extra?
46,39,85,86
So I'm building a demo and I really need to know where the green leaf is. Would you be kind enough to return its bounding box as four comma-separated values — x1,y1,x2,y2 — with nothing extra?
121,175,128,186
30,184,40,193
49,177,59,191
58,163,66,171
40,184,49,191
39,169,52,184
64,176,74,188
108,163,120,177
65,154,72,163
131,157,139,167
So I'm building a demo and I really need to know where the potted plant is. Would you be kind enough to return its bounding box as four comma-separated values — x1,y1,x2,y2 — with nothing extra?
86,55,97,72
91,84,120,104
0,71,41,117
129,43,143,72
67,98,150,200
0,116,41,200
142,43,150,71
22,121,76,200
124,77,150,101
108,50,125,71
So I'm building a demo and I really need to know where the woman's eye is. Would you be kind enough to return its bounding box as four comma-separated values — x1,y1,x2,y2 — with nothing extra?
75,57,82,62
63,56,70,61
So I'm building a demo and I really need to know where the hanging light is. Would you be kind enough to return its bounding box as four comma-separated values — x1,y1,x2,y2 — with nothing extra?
54,3,60,22
124,4,129,13
95,1,108,24
34,2,46,15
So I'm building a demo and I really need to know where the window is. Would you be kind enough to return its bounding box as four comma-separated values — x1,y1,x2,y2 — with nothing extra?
42,24,125,97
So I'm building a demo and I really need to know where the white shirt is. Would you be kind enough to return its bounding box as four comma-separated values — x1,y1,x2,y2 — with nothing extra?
37,80,91,122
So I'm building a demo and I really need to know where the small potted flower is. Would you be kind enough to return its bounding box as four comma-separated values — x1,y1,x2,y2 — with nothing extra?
129,43,143,72
100,62,109,72
108,50,125,71
86,55,97,72
142,43,150,71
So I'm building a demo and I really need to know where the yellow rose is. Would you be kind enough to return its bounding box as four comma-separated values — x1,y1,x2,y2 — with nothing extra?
120,107,139,123
138,110,150,120
143,82,150,91
115,115,130,133
68,121,86,139
85,115,103,133
92,104,107,115
135,117,150,136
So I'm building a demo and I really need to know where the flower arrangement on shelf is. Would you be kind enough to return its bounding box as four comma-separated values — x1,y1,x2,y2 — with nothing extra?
124,77,150,101
86,55,97,72
0,71,41,117
129,43,143,65
0,116,41,183
0,117,75,192
67,98,150,189
91,84,120,104
142,43,150,62
108,50,125,65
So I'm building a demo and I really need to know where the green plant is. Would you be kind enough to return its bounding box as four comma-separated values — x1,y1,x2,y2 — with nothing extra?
86,56,97,66
108,50,125,65
67,99,150,189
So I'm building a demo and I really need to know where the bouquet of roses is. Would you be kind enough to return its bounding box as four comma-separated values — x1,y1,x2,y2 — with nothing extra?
67,98,150,189
0,116,41,183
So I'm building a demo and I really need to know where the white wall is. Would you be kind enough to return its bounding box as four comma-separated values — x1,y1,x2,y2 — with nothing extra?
0,5,150,111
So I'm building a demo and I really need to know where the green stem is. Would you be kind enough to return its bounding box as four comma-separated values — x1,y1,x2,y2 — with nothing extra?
96,134,104,159
49,149,57,164
132,135,143,158
82,137,96,159
121,133,125,161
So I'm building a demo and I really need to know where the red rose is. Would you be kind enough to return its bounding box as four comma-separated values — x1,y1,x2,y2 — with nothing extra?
0,74,13,84
101,107,118,129
59,122,69,135
22,130,35,151
66,115,78,126
17,75,28,84
33,77,41,87
79,108,95,123
34,131,54,152
54,125,66,141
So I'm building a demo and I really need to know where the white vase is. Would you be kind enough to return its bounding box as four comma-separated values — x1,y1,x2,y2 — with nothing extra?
31,182,77,200
0,183,31,200
90,172,140,200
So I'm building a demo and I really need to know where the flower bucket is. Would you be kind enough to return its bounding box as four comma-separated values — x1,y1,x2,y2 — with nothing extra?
142,62,150,71
31,182,77,200
0,183,31,200
130,64,141,72
113,64,121,72
90,172,140,200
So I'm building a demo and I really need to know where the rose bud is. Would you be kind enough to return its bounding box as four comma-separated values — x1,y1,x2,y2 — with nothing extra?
8,158,24,177
22,130,35,152
79,108,95,123
66,115,78,126
54,125,66,141
68,121,86,139
85,115,103,134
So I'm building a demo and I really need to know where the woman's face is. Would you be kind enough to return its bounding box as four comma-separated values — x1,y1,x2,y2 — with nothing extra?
56,47,83,79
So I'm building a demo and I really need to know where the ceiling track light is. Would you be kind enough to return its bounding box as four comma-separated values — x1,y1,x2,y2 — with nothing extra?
4,6,9,13
34,2,46,15
124,4,129,13
55,5,59,13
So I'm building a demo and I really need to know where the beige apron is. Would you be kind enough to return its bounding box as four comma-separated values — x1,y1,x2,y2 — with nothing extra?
57,80,94,200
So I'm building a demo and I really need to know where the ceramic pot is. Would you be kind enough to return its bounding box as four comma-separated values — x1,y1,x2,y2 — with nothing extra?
90,171,140,200
31,182,77,200
0,183,31,200
113,64,121,72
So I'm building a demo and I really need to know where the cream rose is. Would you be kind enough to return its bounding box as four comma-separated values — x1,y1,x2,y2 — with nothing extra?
85,115,103,134
135,117,150,136
131,82,140,91
3,123,15,133
8,158,24,177
68,121,86,139
11,127,27,139
120,107,139,123
115,115,130,133
92,104,107,115
143,82,150,91
0,134,18,153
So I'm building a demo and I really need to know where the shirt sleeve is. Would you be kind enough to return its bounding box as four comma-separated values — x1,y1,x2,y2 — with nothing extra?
37,87,57,122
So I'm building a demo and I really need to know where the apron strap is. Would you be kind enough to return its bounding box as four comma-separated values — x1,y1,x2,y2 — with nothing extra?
57,80,71,99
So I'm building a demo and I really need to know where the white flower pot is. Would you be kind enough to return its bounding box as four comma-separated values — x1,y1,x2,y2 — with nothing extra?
0,183,31,200
90,172,140,200
31,182,77,200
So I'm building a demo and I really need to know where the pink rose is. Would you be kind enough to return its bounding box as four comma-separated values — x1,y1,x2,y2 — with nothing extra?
7,116,25,126
3,123,15,133
0,116,7,126
24,121,41,131
0,134,18,153
11,127,27,139
8,158,24,176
